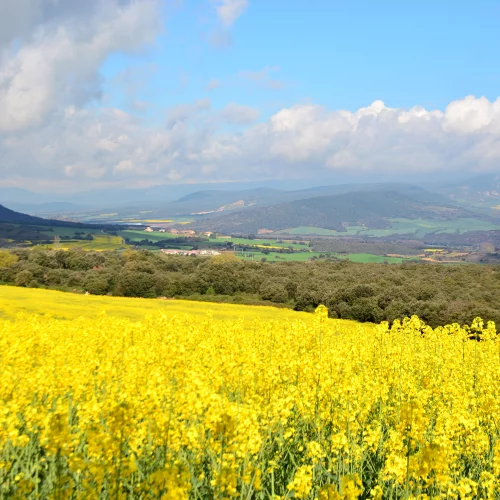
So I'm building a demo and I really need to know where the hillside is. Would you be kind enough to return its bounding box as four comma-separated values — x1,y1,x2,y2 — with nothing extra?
0,285,315,325
0,204,51,224
170,187,285,215
435,173,500,208
150,182,451,218
188,189,479,234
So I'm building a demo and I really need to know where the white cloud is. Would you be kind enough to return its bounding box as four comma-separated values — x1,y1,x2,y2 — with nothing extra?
443,95,500,134
2,88,500,190
0,0,161,132
214,0,249,27
219,103,259,124
167,98,212,125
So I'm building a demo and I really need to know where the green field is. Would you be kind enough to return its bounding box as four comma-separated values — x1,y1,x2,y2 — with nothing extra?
279,218,500,237
238,251,322,262
276,226,339,235
120,231,309,249
119,230,186,242
43,234,127,251
217,236,307,249
238,250,410,264
339,253,407,264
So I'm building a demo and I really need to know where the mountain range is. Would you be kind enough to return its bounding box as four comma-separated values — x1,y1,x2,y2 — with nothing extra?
1,174,500,238
187,189,482,235
2,173,493,216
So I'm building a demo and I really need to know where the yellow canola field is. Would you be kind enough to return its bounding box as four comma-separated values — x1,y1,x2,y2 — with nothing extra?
0,286,316,325
0,288,500,499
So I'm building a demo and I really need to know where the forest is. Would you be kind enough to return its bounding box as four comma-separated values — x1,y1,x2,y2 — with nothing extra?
1,247,500,327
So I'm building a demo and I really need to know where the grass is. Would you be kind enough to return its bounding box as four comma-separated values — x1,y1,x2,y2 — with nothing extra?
0,285,321,327
344,218,500,238
338,253,406,264
238,251,322,262
216,236,308,249
119,230,185,242
43,234,127,251
274,218,500,237
36,227,96,238
125,219,174,223
119,232,310,250
277,226,339,235
238,251,413,264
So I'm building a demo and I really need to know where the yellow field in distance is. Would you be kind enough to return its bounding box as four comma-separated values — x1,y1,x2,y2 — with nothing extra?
126,219,174,223
0,285,327,326
43,234,127,251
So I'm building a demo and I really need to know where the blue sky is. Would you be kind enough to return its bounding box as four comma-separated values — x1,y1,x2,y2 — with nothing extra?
1,0,500,191
102,0,500,120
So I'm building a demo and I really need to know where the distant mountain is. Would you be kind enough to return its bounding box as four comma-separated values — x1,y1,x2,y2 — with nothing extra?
188,189,480,235
435,174,500,207
0,188,54,205
5,202,91,215
0,204,90,228
150,183,451,218
0,204,49,224
169,188,286,215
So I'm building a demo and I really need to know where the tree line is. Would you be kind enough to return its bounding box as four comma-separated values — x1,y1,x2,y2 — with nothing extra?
1,248,500,327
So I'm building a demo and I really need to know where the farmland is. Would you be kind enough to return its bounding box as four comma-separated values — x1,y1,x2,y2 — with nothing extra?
1,286,500,498
43,234,127,251
238,251,409,264
278,217,500,238
120,230,414,263
0,285,312,325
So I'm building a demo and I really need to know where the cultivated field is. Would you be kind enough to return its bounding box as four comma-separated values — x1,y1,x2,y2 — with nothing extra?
238,251,409,264
44,234,127,251
276,218,500,238
0,287,499,498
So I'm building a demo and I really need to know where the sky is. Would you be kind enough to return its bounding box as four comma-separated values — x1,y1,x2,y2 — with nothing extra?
1,0,500,193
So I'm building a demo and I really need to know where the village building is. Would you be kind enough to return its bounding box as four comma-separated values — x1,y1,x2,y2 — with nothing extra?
161,249,221,256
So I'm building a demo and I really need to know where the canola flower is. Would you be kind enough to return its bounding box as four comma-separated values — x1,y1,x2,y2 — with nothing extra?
0,299,500,498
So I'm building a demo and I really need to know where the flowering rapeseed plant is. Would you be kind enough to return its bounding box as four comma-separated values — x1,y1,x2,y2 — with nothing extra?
0,292,499,498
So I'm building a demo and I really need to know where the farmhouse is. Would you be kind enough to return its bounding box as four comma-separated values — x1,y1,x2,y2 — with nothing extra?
167,228,196,236
161,249,221,256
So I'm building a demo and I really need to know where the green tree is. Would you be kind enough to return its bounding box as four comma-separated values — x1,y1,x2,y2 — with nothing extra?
0,250,18,269
84,274,109,295
15,270,34,287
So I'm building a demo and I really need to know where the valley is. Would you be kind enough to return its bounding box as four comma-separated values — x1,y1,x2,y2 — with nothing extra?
2,175,500,265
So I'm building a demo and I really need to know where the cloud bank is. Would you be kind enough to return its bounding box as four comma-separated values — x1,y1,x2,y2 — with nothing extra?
2,95,500,191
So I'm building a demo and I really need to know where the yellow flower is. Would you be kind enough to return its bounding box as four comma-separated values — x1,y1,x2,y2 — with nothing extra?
287,465,313,498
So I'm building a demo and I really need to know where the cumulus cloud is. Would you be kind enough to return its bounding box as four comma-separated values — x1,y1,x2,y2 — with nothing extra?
0,0,161,132
2,95,500,191
443,95,500,134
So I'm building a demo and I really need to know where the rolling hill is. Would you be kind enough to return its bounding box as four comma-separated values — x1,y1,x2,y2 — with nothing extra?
434,174,500,208
188,189,486,235
0,204,52,224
